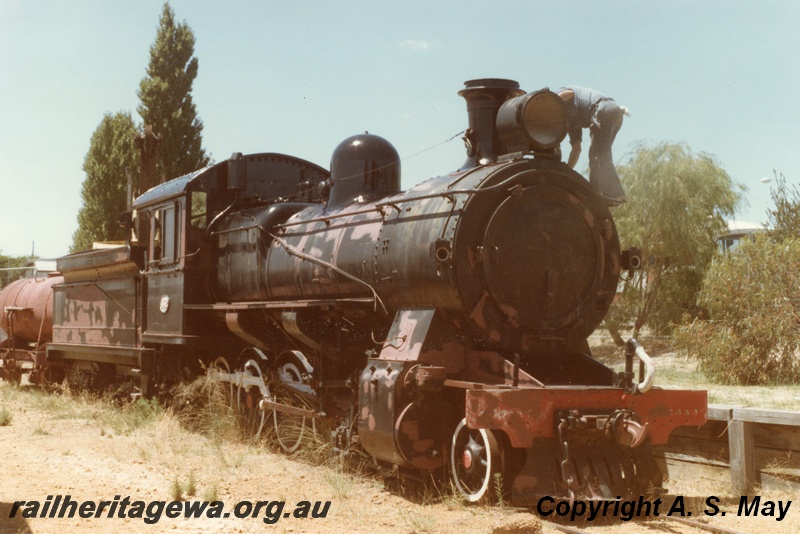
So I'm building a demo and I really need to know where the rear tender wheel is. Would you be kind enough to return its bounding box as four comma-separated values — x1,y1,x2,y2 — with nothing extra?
450,418,503,502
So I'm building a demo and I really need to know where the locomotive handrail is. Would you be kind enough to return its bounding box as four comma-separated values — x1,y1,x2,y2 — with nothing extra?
374,168,536,208
275,168,543,230
274,206,388,229
624,338,655,394
183,297,376,310
633,343,655,394
264,229,388,315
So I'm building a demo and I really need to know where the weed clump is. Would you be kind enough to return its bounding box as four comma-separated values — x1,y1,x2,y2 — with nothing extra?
202,483,219,502
170,476,183,501
0,405,11,426
168,472,198,501
102,397,163,435
185,471,197,497
171,375,238,444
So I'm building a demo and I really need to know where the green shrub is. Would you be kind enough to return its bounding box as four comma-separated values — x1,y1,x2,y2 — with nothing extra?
674,235,800,385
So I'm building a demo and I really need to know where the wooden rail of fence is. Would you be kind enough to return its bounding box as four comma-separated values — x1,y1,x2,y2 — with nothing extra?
654,404,800,494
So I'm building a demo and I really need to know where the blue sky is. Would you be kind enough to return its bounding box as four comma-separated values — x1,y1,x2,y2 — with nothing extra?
1,0,798,258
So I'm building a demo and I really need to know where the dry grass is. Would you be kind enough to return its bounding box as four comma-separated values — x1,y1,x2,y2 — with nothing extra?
400,507,438,533
322,464,358,499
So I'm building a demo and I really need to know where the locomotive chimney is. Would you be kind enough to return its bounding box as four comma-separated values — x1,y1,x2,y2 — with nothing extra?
458,78,525,170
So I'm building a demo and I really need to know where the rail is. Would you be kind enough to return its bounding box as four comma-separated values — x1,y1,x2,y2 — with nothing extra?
552,516,746,534
654,403,800,494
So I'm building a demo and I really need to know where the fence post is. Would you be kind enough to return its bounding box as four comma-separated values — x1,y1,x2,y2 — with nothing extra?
729,417,756,494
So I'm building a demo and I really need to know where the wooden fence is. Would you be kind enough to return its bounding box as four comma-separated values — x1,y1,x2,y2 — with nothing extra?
654,404,800,494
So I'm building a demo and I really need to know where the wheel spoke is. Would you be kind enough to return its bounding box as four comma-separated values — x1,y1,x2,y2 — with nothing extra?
272,384,308,453
270,353,320,454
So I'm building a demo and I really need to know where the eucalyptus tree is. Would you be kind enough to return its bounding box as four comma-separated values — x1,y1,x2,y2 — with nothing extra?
604,142,744,344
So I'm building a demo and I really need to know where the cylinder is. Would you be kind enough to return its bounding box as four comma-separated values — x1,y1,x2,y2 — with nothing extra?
0,275,63,344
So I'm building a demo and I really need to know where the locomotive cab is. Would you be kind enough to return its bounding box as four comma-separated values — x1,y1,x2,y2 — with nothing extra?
133,169,209,343
131,153,331,344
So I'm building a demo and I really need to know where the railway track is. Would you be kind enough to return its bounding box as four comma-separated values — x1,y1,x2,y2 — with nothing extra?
548,506,745,534
548,512,746,534
661,515,745,533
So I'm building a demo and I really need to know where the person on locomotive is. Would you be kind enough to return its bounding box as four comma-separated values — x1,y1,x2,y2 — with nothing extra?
558,85,629,203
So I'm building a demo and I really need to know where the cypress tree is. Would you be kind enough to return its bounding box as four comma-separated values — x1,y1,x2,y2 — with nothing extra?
137,2,209,183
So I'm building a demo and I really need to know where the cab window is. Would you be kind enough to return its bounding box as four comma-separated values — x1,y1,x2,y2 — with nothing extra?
149,201,182,267
162,205,176,263
151,210,161,262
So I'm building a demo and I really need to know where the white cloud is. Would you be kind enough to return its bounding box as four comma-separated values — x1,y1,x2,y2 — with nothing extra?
399,39,431,51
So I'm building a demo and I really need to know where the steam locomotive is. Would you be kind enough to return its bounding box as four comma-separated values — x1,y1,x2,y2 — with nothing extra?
0,79,706,504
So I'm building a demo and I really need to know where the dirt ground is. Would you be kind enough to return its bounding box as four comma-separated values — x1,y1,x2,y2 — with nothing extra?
0,383,797,534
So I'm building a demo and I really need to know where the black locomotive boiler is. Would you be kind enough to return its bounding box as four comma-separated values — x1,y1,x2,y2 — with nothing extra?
0,78,706,504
